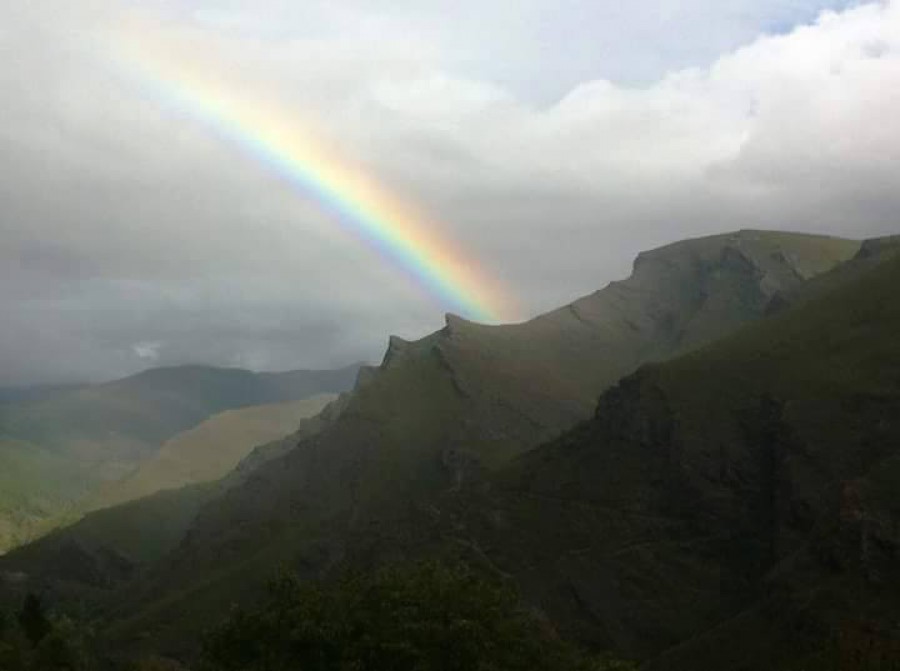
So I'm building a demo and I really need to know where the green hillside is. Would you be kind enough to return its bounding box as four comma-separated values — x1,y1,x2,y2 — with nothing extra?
0,393,350,584
85,394,336,511
0,364,358,451
0,439,91,550
0,365,358,552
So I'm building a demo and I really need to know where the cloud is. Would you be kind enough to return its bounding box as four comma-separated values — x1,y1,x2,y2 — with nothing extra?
132,341,163,362
0,1,898,384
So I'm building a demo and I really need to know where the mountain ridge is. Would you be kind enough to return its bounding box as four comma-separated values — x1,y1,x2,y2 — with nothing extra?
2,229,883,670
445,245,900,668
59,229,863,655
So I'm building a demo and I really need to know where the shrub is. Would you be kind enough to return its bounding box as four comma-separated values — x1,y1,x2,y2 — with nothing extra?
199,561,634,671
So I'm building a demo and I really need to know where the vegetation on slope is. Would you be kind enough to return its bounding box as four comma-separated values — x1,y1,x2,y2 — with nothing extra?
86,394,336,511
0,366,357,552
0,594,96,671
461,247,900,669
0,395,350,579
0,563,638,671
198,561,634,671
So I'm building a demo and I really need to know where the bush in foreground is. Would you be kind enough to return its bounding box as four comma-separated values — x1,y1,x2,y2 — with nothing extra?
199,561,635,671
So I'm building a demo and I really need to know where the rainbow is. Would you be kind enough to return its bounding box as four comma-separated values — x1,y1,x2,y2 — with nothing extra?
104,26,514,324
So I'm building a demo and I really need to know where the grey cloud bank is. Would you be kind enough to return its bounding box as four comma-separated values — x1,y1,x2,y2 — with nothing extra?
1,0,898,385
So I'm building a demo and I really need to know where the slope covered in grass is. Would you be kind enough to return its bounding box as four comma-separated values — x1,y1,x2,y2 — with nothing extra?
85,394,336,511
0,365,359,552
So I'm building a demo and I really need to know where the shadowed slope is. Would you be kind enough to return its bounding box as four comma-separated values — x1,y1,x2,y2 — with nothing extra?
455,244,900,669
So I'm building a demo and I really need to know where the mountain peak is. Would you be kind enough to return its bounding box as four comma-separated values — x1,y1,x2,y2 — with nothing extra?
443,312,479,335
380,335,413,369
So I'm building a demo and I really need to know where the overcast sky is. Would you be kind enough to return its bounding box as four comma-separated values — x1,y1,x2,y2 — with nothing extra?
2,0,898,385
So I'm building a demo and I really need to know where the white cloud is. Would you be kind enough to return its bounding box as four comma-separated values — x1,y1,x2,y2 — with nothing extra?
132,341,163,361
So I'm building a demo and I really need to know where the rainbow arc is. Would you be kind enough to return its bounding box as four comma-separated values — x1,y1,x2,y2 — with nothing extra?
109,29,514,323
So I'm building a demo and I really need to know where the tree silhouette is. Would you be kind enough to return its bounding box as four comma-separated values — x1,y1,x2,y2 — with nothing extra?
199,561,635,671
17,593,50,647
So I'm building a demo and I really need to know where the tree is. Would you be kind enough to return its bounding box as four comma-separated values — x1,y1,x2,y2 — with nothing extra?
31,616,92,671
17,593,50,647
199,561,634,671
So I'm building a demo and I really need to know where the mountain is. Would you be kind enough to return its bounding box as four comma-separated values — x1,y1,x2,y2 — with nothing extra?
84,394,337,511
0,364,360,452
6,229,855,656
0,384,83,406
0,394,352,597
443,238,900,669
3,230,884,669
0,364,360,552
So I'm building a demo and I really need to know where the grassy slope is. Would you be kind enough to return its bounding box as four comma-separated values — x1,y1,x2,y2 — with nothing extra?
0,394,351,585
1,483,217,583
84,394,336,511
0,365,358,452
0,439,91,550
0,366,358,552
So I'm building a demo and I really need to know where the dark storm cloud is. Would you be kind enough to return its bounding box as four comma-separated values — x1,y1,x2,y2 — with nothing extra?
1,0,898,385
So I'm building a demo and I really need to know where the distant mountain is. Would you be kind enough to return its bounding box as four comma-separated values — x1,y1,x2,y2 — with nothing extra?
1,363,360,451
0,364,360,552
0,384,82,406
0,396,351,593
5,230,863,657
84,394,337,512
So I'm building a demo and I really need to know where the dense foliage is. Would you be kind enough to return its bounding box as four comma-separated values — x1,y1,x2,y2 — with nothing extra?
0,593,95,671
199,562,634,671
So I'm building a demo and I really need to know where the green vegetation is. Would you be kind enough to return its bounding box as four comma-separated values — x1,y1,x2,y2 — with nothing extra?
0,366,356,552
0,438,94,550
0,565,636,671
0,594,96,671
85,395,336,511
199,562,635,671
0,396,349,576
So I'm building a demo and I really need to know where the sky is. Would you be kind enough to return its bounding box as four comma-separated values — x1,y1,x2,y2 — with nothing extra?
1,0,899,385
